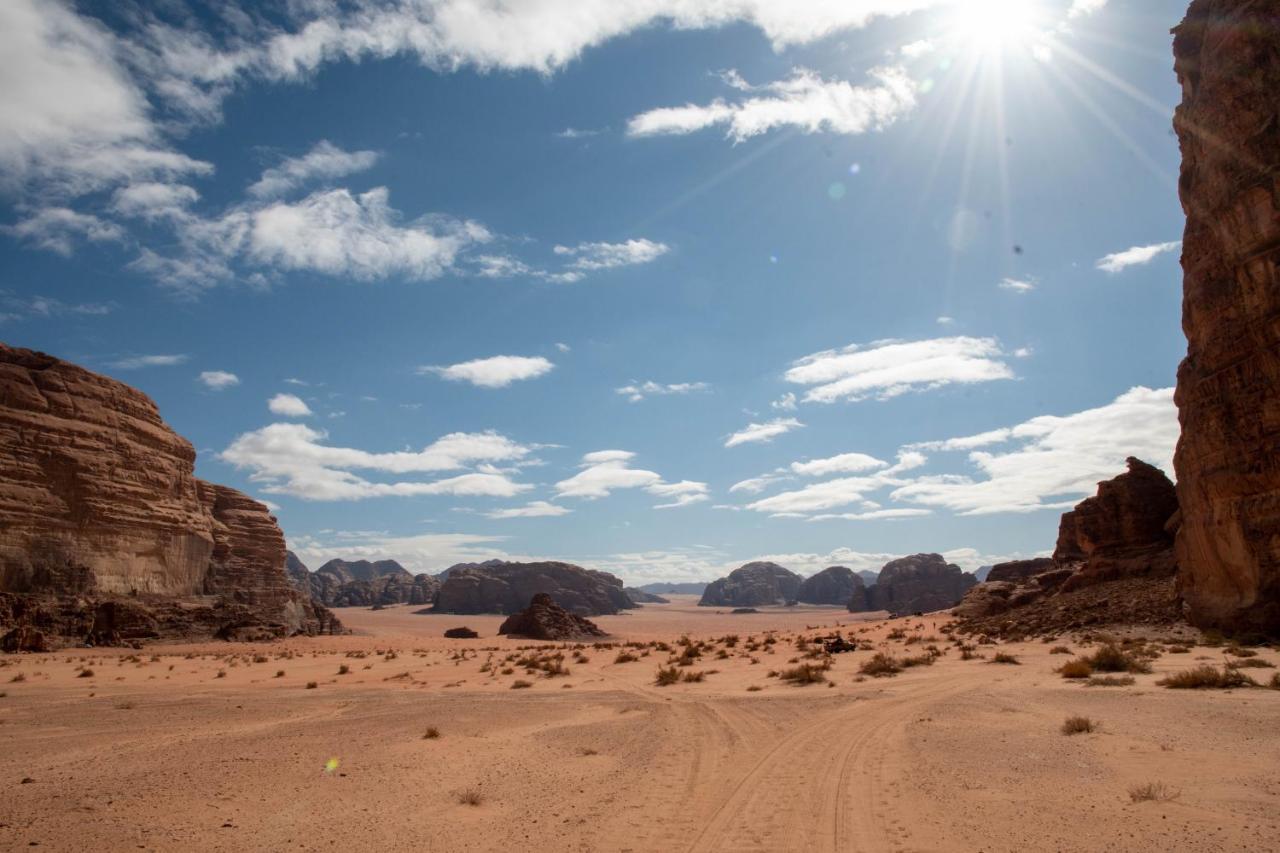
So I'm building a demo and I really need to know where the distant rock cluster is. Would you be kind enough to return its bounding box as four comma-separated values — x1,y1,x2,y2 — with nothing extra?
288,555,440,608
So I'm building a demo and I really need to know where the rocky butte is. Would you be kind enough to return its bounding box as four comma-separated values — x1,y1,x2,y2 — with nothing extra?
432,560,635,616
698,562,803,607
0,344,340,649
1171,0,1280,634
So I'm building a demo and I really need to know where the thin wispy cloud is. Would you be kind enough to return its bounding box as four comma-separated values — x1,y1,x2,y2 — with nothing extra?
1096,240,1180,273
628,66,917,142
420,355,555,389
725,417,804,448
555,450,708,508
109,353,188,369
616,380,709,402
248,140,379,199
785,337,1015,404
486,501,571,519
998,277,1035,293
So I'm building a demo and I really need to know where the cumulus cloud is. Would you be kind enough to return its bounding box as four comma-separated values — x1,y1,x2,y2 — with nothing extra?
627,66,916,142
555,450,707,508
891,386,1178,515
267,393,312,417
485,500,571,519
198,370,239,390
248,140,379,199
222,424,535,501
785,337,1015,404
725,417,804,448
616,380,709,402
109,353,187,369
1096,240,1180,273
551,239,670,282
420,355,554,388
771,392,797,411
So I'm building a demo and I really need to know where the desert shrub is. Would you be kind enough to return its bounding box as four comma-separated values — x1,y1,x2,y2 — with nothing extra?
1061,716,1095,735
613,651,639,664
959,646,980,661
654,666,682,686
1167,645,1190,654
1129,782,1178,803
682,670,706,683
1269,672,1280,690
1087,675,1135,687
423,727,441,739
746,685,763,692
510,679,533,689
1227,657,1274,669
253,655,269,664
457,788,483,806
860,653,901,677
305,681,318,689
77,668,94,678
990,652,1020,665
215,669,226,678
337,664,350,675
274,670,285,678
1158,666,1256,689
1224,646,1257,658
1049,646,1071,655
1058,659,1093,679
1086,644,1150,674
778,663,827,685
900,654,935,669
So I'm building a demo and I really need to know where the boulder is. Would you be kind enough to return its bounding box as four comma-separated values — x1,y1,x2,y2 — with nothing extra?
698,562,802,607
433,561,634,616
1171,1,1280,634
0,344,340,645
797,566,864,605
1,625,47,653
443,627,479,639
985,558,1055,584
498,593,606,640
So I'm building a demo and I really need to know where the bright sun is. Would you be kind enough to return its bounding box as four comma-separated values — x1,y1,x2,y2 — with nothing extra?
949,0,1046,56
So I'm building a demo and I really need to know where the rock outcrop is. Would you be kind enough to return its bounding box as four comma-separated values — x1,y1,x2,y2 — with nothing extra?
287,553,440,608
625,587,669,604
432,561,634,616
797,566,865,606
0,344,340,646
698,562,803,607
1171,1,1280,634
498,593,607,640
955,460,1181,634
857,554,977,616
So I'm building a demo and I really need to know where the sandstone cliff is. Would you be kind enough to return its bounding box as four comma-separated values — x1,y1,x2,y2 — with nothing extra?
855,554,977,616
0,344,339,646
1171,0,1280,634
698,562,802,607
432,560,634,616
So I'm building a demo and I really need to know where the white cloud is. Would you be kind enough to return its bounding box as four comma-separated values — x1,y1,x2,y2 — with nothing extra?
1096,241,1180,273
1068,0,1109,18
725,417,804,448
998,277,1035,293
110,182,199,221
746,473,903,515
771,392,797,411
248,140,379,199
555,342,571,352
551,239,670,281
485,500,571,519
790,452,887,477
555,450,707,508
785,336,1015,404
3,207,126,255
420,355,555,389
809,508,932,522
899,39,937,59
936,315,955,325
891,386,1178,515
289,530,513,574
0,293,113,322
222,424,535,501
268,393,312,417
729,474,789,494
627,66,916,142
109,353,187,369
198,370,239,390
616,380,709,402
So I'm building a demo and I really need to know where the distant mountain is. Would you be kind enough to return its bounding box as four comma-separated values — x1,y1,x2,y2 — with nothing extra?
638,582,707,595
856,570,879,586
292,555,437,608
974,565,994,582
699,562,802,607
316,558,411,584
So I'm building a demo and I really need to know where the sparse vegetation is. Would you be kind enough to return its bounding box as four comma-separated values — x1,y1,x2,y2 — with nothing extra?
1049,646,1071,655
305,681,318,689
423,727,441,739
1129,781,1179,803
613,651,639,664
778,663,828,685
510,680,533,689
1085,644,1151,674
654,665,682,686
1058,660,1093,679
1158,665,1256,689
860,653,902,677
77,668,94,678
337,664,350,675
457,788,483,806
990,652,1020,665
1087,675,1135,687
1061,715,1096,735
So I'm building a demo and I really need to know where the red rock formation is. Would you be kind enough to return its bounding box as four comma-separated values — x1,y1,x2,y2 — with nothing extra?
434,561,633,616
498,593,607,640
0,344,340,645
1171,1,1280,634
1053,457,1179,587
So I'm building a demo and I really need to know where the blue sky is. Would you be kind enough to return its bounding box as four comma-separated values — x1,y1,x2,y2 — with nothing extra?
0,0,1188,582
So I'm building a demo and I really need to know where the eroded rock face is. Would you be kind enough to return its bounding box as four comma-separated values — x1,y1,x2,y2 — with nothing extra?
986,559,1055,584
291,554,440,608
0,344,340,645
433,561,633,616
498,592,606,640
625,587,669,604
797,566,864,606
858,554,976,616
1171,1,1280,634
698,562,803,607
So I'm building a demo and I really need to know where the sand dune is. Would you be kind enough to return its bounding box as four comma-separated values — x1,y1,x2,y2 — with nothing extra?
2,597,1277,852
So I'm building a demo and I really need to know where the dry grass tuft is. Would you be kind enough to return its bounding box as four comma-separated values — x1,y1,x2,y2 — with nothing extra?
1061,715,1096,735
423,727,441,739
1158,665,1256,689
859,653,902,677
1129,781,1179,803
457,788,483,806
1087,675,1135,687
1058,659,1093,679
990,652,1020,665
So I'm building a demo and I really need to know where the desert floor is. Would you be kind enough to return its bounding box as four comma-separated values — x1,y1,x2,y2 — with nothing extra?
2,596,1278,852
